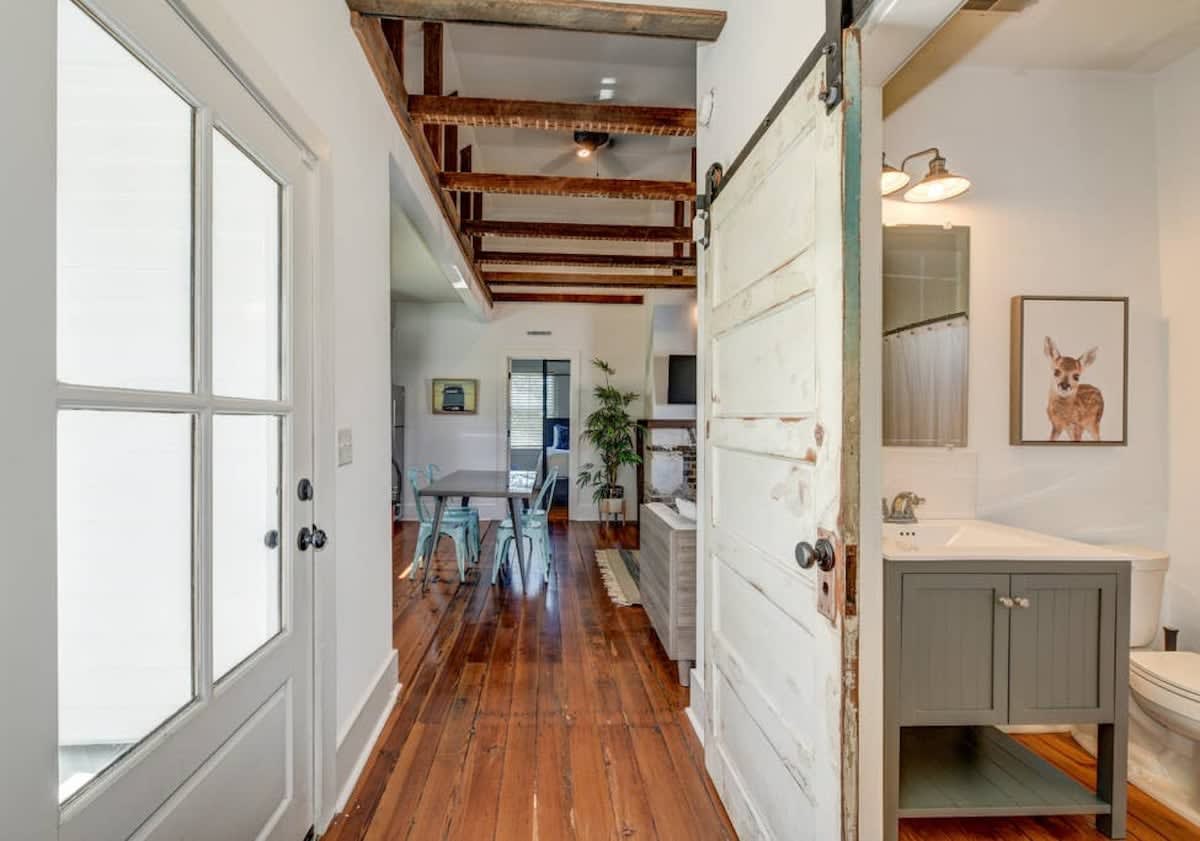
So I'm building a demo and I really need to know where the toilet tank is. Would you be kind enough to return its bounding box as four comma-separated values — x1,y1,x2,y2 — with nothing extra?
1107,544,1170,648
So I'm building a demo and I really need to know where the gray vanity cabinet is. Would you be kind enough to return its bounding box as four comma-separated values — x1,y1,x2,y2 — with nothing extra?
1009,573,1117,724
885,560,1130,841
900,574,1010,725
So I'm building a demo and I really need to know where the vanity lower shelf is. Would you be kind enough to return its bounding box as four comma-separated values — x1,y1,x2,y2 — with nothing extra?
899,726,1110,819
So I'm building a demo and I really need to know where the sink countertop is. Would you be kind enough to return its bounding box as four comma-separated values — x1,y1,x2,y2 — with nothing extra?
882,518,1134,563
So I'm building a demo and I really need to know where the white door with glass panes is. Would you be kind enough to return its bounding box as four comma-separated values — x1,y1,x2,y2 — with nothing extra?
55,1,316,838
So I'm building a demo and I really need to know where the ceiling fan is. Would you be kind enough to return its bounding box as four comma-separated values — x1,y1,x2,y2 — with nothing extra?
538,129,633,178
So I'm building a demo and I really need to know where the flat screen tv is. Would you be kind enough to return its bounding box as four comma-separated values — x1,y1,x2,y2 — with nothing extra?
667,355,697,405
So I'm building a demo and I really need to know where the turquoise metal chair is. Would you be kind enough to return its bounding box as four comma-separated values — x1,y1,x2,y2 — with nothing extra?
426,464,481,561
409,469,475,582
493,468,559,584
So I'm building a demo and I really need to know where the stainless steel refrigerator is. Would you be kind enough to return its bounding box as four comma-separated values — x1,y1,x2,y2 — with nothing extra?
391,385,405,519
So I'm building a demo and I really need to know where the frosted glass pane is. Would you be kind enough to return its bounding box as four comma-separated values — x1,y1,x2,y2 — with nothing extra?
57,411,194,802
213,415,282,680
213,132,281,399
56,0,193,392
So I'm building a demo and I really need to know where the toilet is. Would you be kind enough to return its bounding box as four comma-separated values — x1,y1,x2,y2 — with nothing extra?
1072,545,1200,826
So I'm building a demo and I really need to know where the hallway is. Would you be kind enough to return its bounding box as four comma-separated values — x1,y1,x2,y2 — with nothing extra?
324,520,736,841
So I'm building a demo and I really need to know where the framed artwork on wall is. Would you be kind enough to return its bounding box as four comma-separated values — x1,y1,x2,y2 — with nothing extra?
432,378,478,415
1010,296,1129,445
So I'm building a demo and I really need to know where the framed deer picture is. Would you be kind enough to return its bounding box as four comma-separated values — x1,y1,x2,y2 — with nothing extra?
1010,296,1129,445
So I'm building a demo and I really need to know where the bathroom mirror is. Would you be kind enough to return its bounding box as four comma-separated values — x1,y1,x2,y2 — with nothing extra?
882,225,970,447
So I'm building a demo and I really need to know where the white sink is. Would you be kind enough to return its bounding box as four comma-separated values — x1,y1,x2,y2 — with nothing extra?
883,519,1132,562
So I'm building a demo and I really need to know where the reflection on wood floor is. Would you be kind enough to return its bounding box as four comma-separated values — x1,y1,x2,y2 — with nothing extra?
323,520,737,841
321,520,1199,841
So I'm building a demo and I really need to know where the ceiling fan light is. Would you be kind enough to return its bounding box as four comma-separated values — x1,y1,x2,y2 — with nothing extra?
576,147,592,159
903,155,970,203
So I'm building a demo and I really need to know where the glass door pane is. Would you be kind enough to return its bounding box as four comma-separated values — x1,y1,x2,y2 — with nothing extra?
56,0,193,393
57,410,194,802
212,131,281,400
212,414,282,680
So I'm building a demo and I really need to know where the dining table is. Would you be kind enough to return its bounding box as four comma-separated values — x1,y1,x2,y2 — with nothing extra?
415,469,538,592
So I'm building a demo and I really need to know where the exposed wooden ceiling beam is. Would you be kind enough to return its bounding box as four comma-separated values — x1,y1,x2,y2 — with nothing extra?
440,172,694,201
485,271,695,288
463,220,692,242
408,95,695,136
493,292,645,305
478,251,694,269
349,12,493,307
345,0,727,41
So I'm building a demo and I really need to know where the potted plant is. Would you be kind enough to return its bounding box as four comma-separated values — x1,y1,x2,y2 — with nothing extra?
576,358,641,521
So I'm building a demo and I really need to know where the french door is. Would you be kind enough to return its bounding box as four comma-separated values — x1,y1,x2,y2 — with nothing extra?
702,31,862,841
55,1,314,839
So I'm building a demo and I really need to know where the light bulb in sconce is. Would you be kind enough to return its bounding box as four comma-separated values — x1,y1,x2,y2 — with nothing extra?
901,148,970,203
881,153,910,197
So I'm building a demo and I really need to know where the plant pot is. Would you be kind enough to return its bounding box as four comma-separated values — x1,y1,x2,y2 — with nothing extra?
599,498,625,519
603,485,625,499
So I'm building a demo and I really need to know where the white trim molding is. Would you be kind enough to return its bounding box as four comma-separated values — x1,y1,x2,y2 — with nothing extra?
334,650,399,814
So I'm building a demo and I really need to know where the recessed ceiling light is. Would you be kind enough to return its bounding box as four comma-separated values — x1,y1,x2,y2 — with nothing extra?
449,265,468,289
598,88,615,101
601,76,617,85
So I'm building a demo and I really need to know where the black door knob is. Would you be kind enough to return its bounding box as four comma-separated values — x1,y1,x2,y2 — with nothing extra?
298,525,328,551
795,538,836,572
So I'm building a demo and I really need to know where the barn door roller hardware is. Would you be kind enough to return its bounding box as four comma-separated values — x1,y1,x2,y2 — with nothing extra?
703,0,863,207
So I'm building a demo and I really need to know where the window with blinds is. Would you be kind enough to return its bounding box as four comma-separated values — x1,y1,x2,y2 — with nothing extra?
509,370,545,449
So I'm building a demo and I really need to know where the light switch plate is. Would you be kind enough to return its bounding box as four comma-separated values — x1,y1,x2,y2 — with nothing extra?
337,428,353,466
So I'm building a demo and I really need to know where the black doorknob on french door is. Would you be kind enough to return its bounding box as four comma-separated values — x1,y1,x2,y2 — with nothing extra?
298,525,328,551
795,538,836,572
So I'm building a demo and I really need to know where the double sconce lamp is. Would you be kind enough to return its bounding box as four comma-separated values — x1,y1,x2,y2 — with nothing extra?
881,147,971,203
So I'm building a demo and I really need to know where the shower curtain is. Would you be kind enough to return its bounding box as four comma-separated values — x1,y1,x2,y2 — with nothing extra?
883,315,968,447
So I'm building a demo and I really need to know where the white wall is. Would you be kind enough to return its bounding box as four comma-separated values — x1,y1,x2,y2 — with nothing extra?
882,65,1169,548
1154,46,1200,649
393,296,693,521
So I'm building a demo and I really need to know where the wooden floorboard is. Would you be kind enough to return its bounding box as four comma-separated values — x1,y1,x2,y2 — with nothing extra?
322,521,1197,841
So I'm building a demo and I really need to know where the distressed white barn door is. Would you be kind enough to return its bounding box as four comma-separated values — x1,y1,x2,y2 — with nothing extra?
703,33,862,841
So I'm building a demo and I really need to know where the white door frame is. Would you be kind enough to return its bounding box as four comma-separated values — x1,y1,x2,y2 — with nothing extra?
497,349,583,522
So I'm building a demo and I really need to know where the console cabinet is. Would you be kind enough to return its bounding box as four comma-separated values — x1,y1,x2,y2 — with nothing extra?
639,503,696,686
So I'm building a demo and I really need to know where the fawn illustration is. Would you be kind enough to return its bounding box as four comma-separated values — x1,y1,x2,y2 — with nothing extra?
1044,336,1104,442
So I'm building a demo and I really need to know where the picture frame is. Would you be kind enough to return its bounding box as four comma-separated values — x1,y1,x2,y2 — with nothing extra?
431,378,479,415
1010,296,1129,446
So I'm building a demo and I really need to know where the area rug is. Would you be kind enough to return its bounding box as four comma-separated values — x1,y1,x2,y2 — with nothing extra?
595,548,641,606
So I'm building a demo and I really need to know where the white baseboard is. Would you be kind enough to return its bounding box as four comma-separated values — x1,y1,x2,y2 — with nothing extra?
334,649,399,813
686,670,705,745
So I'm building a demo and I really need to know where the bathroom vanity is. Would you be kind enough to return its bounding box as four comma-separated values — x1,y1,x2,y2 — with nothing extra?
884,520,1132,839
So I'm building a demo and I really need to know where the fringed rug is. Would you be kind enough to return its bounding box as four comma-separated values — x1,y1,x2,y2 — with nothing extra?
595,548,641,606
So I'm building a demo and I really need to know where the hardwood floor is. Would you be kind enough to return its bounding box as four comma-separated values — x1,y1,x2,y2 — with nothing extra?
322,519,736,841
323,519,1199,841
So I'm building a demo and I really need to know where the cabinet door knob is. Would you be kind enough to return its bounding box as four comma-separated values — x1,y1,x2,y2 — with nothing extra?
1014,596,1031,609
998,596,1015,609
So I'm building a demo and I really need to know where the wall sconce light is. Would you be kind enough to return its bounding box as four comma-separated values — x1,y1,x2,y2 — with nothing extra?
880,153,910,196
881,147,971,203
901,147,971,203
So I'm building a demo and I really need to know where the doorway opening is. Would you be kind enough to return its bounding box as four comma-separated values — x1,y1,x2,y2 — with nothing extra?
507,358,571,521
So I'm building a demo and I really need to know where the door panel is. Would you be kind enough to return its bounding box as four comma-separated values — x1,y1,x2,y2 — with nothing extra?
703,35,861,841
1009,574,1116,724
56,1,314,839
899,574,1010,725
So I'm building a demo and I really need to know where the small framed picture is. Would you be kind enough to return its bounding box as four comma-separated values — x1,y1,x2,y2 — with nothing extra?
1010,296,1129,445
432,378,478,415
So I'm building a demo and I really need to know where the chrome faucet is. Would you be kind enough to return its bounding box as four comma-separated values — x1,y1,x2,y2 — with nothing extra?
883,491,926,524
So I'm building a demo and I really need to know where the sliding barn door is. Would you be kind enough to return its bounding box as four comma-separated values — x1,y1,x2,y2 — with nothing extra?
702,34,862,841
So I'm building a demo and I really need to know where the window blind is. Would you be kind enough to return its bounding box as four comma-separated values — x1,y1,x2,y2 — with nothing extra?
509,371,544,449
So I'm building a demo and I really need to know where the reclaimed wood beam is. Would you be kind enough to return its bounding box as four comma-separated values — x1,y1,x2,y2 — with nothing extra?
422,22,443,167
458,145,472,222
349,11,492,305
381,18,404,78
440,172,694,201
462,220,691,242
485,271,695,288
493,292,645,305
478,251,695,270
407,95,695,136
345,0,727,42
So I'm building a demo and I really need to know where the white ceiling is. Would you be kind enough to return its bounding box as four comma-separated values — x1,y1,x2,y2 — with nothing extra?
390,201,461,302
387,21,698,301
945,1,1200,74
